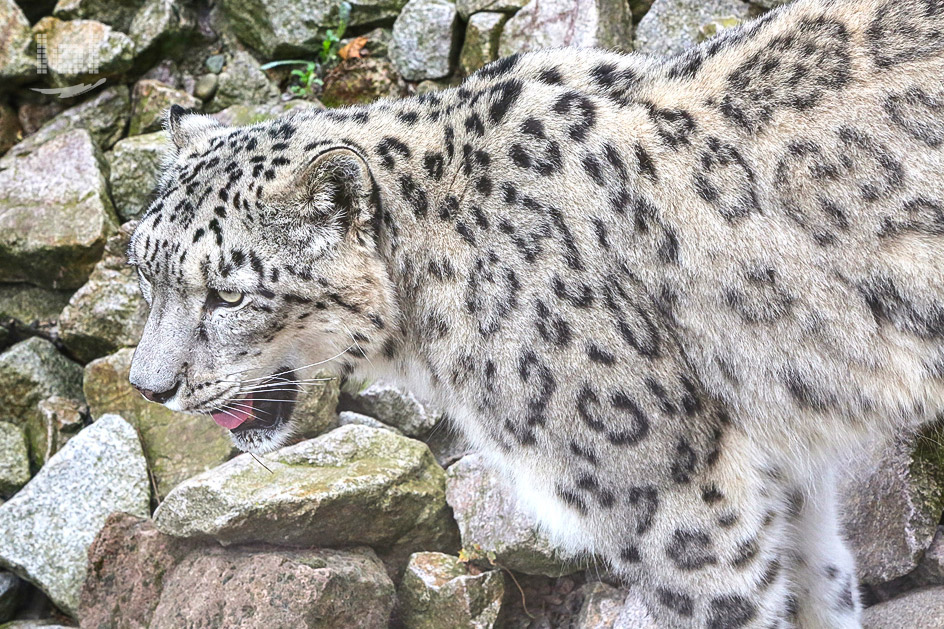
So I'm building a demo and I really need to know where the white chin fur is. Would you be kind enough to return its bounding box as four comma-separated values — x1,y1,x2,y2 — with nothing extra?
229,421,295,454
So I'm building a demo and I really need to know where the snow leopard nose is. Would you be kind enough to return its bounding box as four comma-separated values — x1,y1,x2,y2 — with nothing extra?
133,381,180,404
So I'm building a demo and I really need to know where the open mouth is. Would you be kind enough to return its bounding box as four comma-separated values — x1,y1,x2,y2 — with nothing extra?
211,370,299,435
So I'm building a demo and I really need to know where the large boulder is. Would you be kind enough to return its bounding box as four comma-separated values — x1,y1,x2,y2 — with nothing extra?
292,371,341,439
209,99,321,126
83,348,234,499
0,337,84,429
153,546,394,628
458,12,507,76
634,0,752,57
863,587,944,629
81,514,395,628
24,395,86,470
841,435,944,585
106,132,170,221
0,129,118,290
129,79,201,136
52,0,147,31
221,0,409,59
390,0,462,81
31,18,135,88
352,382,440,439
8,86,131,155
446,454,580,577
0,284,72,343
0,422,29,497
0,103,20,155
59,225,148,363
154,425,459,564
204,49,279,113
80,513,198,627
0,414,149,616
455,0,525,19
398,552,504,629
499,0,633,57
128,0,200,65
0,0,33,82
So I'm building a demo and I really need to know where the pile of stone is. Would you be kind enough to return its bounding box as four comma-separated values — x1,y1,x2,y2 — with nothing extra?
1,0,944,625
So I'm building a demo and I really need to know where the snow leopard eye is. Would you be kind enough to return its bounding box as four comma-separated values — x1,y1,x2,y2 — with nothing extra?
217,290,243,304
208,289,246,309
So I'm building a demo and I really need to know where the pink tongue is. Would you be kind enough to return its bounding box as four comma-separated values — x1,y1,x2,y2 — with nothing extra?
212,396,253,429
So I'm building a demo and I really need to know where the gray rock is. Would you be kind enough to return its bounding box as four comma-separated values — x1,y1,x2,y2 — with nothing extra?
157,546,394,628
58,224,148,362
221,0,409,59
0,129,118,290
445,454,581,577
0,423,29,498
0,104,20,155
456,0,525,19
840,436,944,585
291,370,341,440
193,73,218,101
80,513,396,629
24,396,86,470
750,0,789,7
574,582,656,628
84,348,233,500
31,18,135,88
205,49,280,113
458,12,507,76
634,0,752,57
912,526,944,587
209,99,321,127
863,587,944,629
359,26,394,58
129,79,201,136
154,425,459,560
0,0,34,82
0,284,72,342
52,0,147,31
354,382,440,439
0,570,23,623
398,552,504,629
8,86,131,155
205,54,225,74
128,0,199,64
106,132,170,221
390,0,462,81
499,0,633,57
0,414,149,616
339,410,401,434
0,337,84,429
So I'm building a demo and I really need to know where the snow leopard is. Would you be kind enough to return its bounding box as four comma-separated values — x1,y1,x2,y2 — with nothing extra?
127,0,944,625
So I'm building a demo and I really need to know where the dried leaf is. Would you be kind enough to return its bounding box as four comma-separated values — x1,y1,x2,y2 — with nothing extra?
339,36,368,60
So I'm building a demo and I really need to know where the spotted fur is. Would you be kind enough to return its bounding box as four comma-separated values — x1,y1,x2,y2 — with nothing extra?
128,0,944,626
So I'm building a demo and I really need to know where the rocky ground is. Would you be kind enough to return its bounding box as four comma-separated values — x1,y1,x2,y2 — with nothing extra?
0,0,943,627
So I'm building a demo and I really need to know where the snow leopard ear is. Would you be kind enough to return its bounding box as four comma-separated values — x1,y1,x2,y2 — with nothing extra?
299,146,377,233
164,105,222,150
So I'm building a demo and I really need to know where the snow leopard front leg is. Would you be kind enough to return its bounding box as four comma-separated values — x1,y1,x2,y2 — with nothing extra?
595,429,798,628
781,465,861,629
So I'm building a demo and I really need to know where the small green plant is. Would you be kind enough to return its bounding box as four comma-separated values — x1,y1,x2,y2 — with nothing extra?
259,2,352,97
321,1,352,64
260,59,322,96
